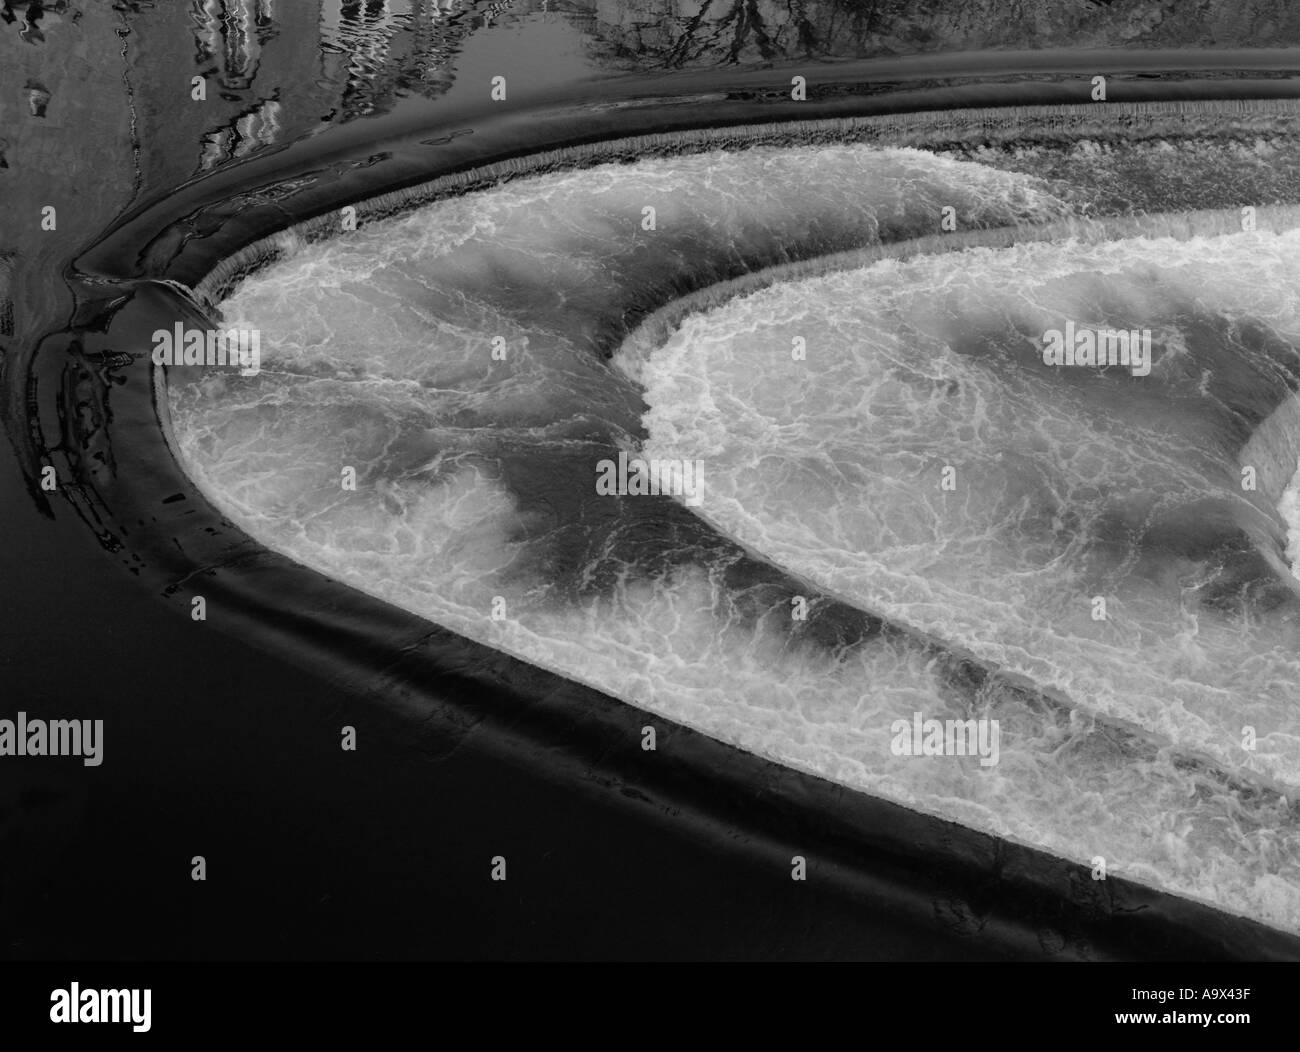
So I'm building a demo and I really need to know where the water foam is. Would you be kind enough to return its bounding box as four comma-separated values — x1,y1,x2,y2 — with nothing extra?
633,230,1300,787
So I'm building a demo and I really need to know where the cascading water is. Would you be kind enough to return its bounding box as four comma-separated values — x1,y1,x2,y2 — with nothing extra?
166,116,1300,935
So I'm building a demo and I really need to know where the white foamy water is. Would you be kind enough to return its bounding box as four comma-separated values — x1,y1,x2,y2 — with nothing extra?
169,140,1300,935
629,230,1300,789
1282,458,1300,573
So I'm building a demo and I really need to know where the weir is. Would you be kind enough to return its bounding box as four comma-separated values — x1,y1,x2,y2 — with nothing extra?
187,97,1300,307
27,88,1300,959
187,133,1300,929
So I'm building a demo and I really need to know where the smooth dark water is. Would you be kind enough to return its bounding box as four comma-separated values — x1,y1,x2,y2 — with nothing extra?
7,3,1300,960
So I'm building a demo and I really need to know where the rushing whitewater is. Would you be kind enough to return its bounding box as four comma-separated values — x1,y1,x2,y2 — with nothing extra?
168,135,1300,934
628,231,1300,786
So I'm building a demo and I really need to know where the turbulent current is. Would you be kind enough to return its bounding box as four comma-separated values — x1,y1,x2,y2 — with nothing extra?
167,124,1300,934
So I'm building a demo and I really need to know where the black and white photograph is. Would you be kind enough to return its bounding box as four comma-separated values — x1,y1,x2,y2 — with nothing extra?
2,0,1297,1033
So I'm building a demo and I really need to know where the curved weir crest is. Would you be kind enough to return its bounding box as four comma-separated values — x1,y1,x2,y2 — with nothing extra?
39,95,1300,956
157,122,1300,936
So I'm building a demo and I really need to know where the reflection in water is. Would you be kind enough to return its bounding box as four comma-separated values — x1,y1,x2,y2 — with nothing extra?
592,0,1300,68
0,0,509,359
190,0,276,93
7,0,1300,227
199,97,283,169
321,0,401,118
2,0,77,46
3,0,509,202
188,0,281,168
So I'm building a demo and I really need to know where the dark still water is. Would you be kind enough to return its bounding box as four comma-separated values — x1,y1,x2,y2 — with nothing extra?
8,3,1300,961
